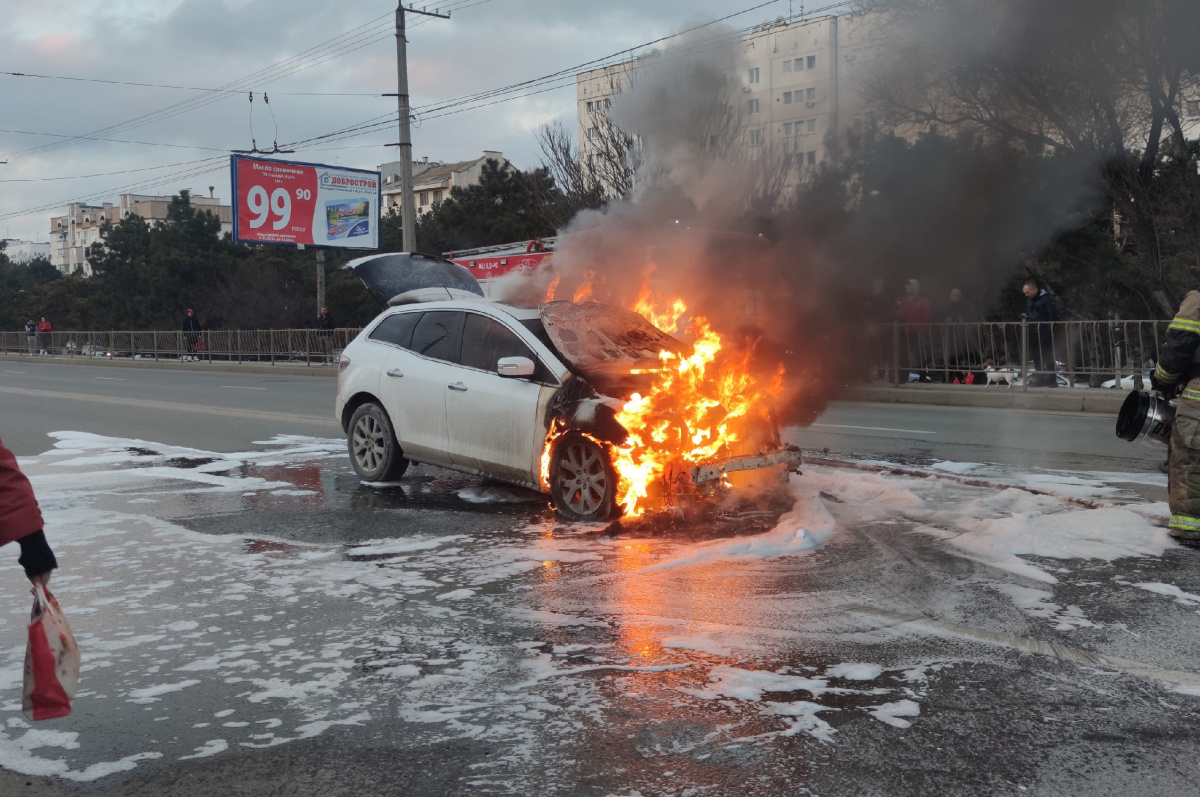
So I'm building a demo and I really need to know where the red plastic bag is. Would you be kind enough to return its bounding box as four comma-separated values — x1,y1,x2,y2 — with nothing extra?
964,372,976,385
23,584,80,721
194,338,208,352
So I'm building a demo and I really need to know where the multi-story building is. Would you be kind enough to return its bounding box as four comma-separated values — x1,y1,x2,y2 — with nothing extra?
2,239,52,265
378,151,509,216
577,13,883,183
49,192,232,275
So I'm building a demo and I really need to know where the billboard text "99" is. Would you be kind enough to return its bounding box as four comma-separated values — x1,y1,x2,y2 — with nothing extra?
246,186,310,230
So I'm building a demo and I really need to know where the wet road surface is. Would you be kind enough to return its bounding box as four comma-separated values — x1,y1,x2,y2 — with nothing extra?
0,431,1195,796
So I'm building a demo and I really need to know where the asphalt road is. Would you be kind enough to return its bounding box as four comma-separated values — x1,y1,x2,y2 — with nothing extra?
0,361,342,456
0,360,1162,476
0,360,1193,796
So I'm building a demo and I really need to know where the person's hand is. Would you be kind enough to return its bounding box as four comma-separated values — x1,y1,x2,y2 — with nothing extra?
1019,313,1028,319
1149,372,1181,398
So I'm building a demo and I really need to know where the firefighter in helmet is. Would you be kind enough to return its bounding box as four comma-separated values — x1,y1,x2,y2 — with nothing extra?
1151,290,1200,546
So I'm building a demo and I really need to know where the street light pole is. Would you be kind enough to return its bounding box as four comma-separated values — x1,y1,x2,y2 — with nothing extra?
395,3,449,253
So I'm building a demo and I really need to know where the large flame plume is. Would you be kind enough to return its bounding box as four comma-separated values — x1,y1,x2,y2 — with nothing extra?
541,273,786,518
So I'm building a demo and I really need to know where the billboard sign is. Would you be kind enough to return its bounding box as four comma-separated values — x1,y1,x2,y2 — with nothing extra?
231,155,381,249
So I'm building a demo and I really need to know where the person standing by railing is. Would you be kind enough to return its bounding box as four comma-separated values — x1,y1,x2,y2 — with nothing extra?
316,306,335,363
36,317,51,356
1020,279,1059,387
182,309,201,362
896,279,932,381
24,320,36,356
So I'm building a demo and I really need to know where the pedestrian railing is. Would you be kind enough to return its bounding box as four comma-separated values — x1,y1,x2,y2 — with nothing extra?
0,328,366,366
851,319,1167,390
0,320,1172,387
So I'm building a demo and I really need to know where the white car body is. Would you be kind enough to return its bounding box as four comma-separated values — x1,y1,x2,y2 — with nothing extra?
336,298,570,490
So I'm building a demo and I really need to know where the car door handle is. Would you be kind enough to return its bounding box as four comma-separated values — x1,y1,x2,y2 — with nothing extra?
448,382,468,392
386,369,404,378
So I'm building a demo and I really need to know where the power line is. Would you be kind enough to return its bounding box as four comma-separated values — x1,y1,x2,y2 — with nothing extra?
0,1,484,163
0,0,847,222
0,128,230,153
0,157,224,182
0,71,390,96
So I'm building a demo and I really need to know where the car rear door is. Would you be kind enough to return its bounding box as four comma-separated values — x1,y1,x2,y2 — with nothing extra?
377,310,463,465
445,312,552,485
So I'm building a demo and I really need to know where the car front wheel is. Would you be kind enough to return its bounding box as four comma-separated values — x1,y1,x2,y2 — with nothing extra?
550,432,620,522
348,402,409,482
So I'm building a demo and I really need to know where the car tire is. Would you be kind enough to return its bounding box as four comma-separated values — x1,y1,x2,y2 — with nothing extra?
550,432,620,522
347,402,409,483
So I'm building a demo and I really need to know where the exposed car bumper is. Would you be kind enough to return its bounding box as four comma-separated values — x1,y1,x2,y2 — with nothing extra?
690,446,803,486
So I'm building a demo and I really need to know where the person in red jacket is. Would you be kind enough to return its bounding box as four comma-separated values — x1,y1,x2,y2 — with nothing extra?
36,317,52,356
0,439,57,585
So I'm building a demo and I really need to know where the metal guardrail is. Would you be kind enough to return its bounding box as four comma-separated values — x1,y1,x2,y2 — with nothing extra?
854,319,1167,390
0,319,1172,388
0,328,366,365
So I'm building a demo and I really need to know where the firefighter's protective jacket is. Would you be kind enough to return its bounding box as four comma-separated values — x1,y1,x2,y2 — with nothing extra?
1155,290,1200,399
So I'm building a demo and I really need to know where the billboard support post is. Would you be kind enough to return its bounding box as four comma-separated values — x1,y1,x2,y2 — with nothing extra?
315,250,326,314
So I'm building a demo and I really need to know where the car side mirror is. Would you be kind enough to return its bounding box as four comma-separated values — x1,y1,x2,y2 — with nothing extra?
497,356,535,377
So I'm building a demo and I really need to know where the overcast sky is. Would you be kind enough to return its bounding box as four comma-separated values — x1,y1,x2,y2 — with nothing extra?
0,0,802,240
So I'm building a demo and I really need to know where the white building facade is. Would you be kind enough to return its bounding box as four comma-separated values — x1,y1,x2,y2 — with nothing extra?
49,193,232,276
378,151,509,217
576,14,883,183
3,239,51,264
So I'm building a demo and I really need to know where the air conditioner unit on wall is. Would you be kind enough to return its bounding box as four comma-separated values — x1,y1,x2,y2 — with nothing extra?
806,101,816,107
743,86,752,92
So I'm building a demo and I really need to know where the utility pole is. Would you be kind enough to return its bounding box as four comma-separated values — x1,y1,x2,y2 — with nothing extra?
395,3,450,252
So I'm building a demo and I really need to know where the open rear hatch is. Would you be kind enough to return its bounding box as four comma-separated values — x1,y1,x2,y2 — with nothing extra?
343,252,484,302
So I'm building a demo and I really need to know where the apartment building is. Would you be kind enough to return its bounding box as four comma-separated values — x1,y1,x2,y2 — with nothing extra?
378,151,509,216
2,238,51,264
577,14,883,182
49,192,232,275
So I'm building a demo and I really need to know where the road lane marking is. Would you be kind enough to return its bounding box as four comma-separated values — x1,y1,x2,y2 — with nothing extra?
4,370,26,374
221,386,267,390
93,376,124,381
810,423,937,435
844,603,1200,689
0,385,336,427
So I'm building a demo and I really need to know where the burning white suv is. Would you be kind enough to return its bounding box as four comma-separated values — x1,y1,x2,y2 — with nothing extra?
336,253,801,522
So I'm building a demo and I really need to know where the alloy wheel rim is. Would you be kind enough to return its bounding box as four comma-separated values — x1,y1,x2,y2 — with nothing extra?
352,414,387,474
558,441,609,516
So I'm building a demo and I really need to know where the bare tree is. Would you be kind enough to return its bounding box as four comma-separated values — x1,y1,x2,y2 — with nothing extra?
857,0,1200,316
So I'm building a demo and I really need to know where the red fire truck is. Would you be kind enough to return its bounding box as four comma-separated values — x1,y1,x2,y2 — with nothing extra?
446,238,554,295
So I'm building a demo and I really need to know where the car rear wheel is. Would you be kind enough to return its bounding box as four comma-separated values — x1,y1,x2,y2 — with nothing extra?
348,402,409,482
550,432,619,522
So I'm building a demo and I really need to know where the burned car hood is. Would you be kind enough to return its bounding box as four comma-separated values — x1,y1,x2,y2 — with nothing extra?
343,252,484,301
539,301,686,379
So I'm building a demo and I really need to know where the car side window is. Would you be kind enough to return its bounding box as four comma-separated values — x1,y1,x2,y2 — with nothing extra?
460,313,553,382
368,312,422,349
410,311,464,363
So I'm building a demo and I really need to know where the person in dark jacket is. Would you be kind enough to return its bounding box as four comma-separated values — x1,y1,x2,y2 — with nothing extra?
1020,279,1059,387
316,307,335,362
24,320,36,356
0,438,58,585
182,309,201,362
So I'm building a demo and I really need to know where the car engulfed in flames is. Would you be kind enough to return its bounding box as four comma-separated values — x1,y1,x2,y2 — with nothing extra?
536,295,801,522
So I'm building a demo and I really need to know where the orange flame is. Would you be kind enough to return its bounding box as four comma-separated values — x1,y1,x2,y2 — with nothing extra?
541,287,783,519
